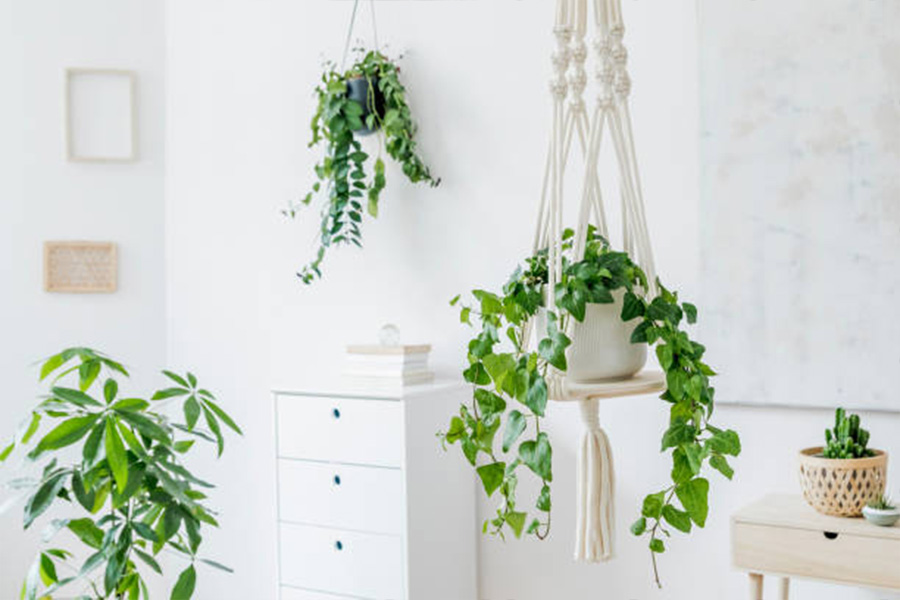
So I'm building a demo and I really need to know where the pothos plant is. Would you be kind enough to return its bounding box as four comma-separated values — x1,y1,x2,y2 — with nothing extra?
441,228,741,586
286,49,439,284
0,348,242,600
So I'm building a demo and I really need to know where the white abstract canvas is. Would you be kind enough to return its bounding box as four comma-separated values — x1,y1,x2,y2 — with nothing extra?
698,0,900,411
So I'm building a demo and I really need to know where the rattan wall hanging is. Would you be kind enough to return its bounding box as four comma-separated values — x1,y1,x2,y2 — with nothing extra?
44,241,118,293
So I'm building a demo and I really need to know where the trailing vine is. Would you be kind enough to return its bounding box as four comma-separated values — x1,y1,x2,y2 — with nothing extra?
440,228,741,586
286,49,439,284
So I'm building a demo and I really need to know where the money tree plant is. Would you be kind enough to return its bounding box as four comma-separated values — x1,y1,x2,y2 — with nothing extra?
0,348,241,600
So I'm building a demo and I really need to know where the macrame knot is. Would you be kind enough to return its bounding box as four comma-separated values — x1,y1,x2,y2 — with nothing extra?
570,40,588,64
611,44,628,67
551,49,571,73
545,368,567,401
596,64,615,86
550,77,569,99
568,69,587,94
579,397,601,433
615,72,631,97
609,25,625,42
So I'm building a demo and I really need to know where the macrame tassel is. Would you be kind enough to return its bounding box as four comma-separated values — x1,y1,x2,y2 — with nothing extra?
574,398,615,562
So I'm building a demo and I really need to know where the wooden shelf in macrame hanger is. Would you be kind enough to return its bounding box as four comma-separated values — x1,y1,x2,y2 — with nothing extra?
559,371,665,402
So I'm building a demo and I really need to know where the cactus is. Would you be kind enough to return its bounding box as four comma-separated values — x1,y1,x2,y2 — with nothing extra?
823,407,875,459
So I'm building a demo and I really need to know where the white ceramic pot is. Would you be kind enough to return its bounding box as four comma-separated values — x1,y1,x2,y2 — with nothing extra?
537,288,647,382
567,289,647,382
862,504,900,527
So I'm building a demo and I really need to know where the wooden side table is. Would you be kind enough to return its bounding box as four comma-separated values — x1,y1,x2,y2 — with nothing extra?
732,495,900,599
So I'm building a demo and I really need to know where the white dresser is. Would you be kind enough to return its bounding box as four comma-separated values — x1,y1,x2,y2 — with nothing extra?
273,381,477,600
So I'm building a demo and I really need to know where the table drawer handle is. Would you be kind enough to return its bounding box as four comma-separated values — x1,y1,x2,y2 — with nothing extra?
335,540,344,551
823,531,839,540
333,474,342,486
332,408,341,419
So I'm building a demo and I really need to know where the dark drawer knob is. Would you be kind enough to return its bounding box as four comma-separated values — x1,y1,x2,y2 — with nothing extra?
823,531,839,540
332,408,341,419
335,540,344,551
333,474,342,486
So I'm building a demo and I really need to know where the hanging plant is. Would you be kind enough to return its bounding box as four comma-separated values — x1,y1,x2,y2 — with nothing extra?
441,228,741,586
286,49,439,284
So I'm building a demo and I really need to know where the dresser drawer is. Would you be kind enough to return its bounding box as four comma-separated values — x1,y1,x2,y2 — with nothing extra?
276,395,403,468
279,523,404,599
278,459,404,534
732,522,900,588
280,587,365,600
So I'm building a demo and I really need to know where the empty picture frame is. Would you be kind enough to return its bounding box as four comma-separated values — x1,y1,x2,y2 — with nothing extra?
44,241,118,293
65,68,137,163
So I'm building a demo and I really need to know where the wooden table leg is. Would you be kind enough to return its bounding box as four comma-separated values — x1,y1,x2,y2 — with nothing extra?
779,577,790,600
749,573,764,600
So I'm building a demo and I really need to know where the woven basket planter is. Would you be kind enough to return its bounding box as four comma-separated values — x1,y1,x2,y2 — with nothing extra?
798,447,888,517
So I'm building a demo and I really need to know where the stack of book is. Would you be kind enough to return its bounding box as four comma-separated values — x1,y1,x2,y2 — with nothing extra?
343,344,434,386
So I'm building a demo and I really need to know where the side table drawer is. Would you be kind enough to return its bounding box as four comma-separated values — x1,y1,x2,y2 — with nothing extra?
277,394,403,467
279,523,404,599
733,522,900,589
278,459,404,534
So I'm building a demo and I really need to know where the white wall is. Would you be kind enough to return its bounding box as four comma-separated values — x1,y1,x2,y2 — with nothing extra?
166,1,900,600
0,0,166,596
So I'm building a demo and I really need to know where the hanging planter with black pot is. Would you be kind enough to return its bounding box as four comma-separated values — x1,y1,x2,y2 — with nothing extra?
345,75,385,136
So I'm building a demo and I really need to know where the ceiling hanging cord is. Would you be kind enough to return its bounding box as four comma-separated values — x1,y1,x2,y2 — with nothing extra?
340,0,382,71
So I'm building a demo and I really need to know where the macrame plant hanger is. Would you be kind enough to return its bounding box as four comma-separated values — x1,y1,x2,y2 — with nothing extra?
528,0,658,563
340,0,381,71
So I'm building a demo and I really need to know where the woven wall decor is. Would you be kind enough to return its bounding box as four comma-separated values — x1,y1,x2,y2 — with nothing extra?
44,241,118,293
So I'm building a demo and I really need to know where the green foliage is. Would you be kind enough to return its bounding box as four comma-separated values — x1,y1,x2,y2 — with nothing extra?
438,228,740,586
287,49,439,284
0,348,240,600
867,494,895,510
822,407,874,459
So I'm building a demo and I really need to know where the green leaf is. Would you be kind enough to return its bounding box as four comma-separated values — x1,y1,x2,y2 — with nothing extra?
641,491,665,519
676,478,710,527
444,417,466,444
706,429,741,456
135,549,162,574
33,415,100,455
449,295,460,306
132,521,159,543
683,302,698,324
67,518,104,549
536,484,551,512
650,538,665,553
502,411,526,453
710,454,734,480
523,375,548,417
506,511,527,538
21,412,41,444
113,397,149,412
662,504,693,533
474,389,506,420
683,442,705,475
82,422,105,465
671,447,693,484
78,360,101,392
163,370,190,388
117,411,170,445
187,373,198,388
621,291,645,321
630,320,653,344
630,517,647,536
40,353,68,381
51,386,102,408
660,419,695,451
0,442,13,462
71,471,96,512
184,396,201,430
518,432,552,481
198,558,234,573
103,379,118,404
24,473,67,528
152,387,190,401
104,419,129,493
174,440,195,453
202,405,225,456
39,553,58,585
476,462,506,497
655,344,674,371
202,398,242,435
463,362,491,385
